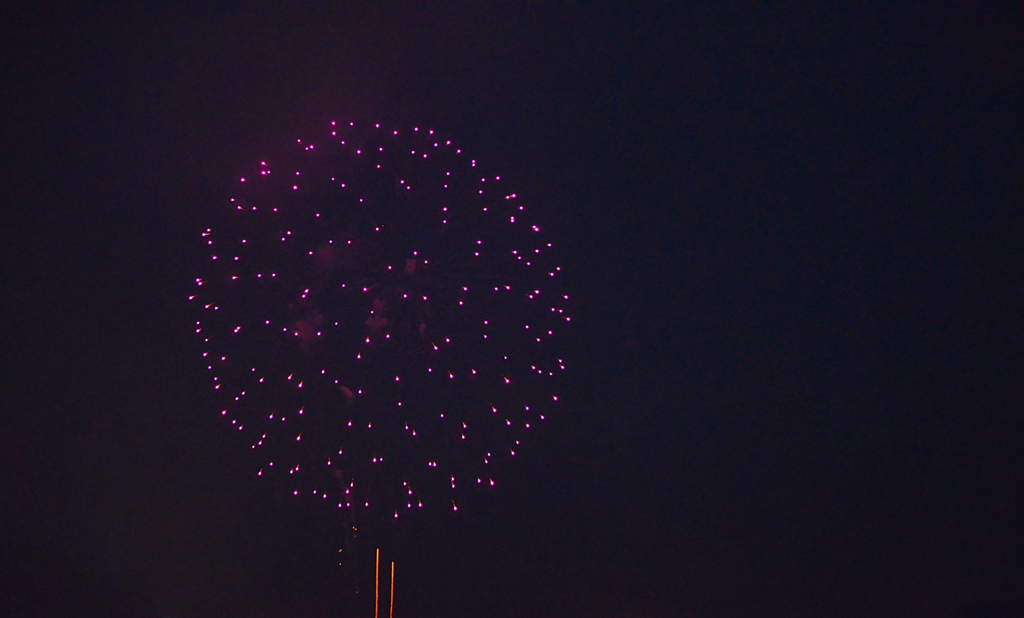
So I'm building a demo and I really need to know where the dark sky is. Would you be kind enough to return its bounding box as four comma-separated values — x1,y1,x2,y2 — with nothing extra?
3,3,1023,617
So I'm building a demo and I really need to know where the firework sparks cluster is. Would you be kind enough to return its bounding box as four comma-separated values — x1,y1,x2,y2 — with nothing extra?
191,121,570,519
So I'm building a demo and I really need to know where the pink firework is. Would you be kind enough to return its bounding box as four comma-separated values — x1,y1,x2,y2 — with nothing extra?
191,121,570,522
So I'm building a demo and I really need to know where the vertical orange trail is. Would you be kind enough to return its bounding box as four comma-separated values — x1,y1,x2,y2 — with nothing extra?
375,548,380,618
390,561,395,618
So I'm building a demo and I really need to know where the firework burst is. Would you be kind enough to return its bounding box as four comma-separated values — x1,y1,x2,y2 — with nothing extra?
191,121,570,523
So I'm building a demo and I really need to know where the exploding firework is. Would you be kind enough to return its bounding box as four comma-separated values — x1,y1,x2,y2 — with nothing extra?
190,121,570,522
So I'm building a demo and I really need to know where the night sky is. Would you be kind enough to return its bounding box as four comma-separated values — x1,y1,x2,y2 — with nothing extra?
3,3,1023,617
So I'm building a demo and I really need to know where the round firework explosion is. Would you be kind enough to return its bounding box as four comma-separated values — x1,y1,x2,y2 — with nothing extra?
190,121,570,523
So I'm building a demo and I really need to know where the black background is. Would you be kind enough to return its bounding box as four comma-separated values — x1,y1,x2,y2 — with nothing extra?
3,3,1023,617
